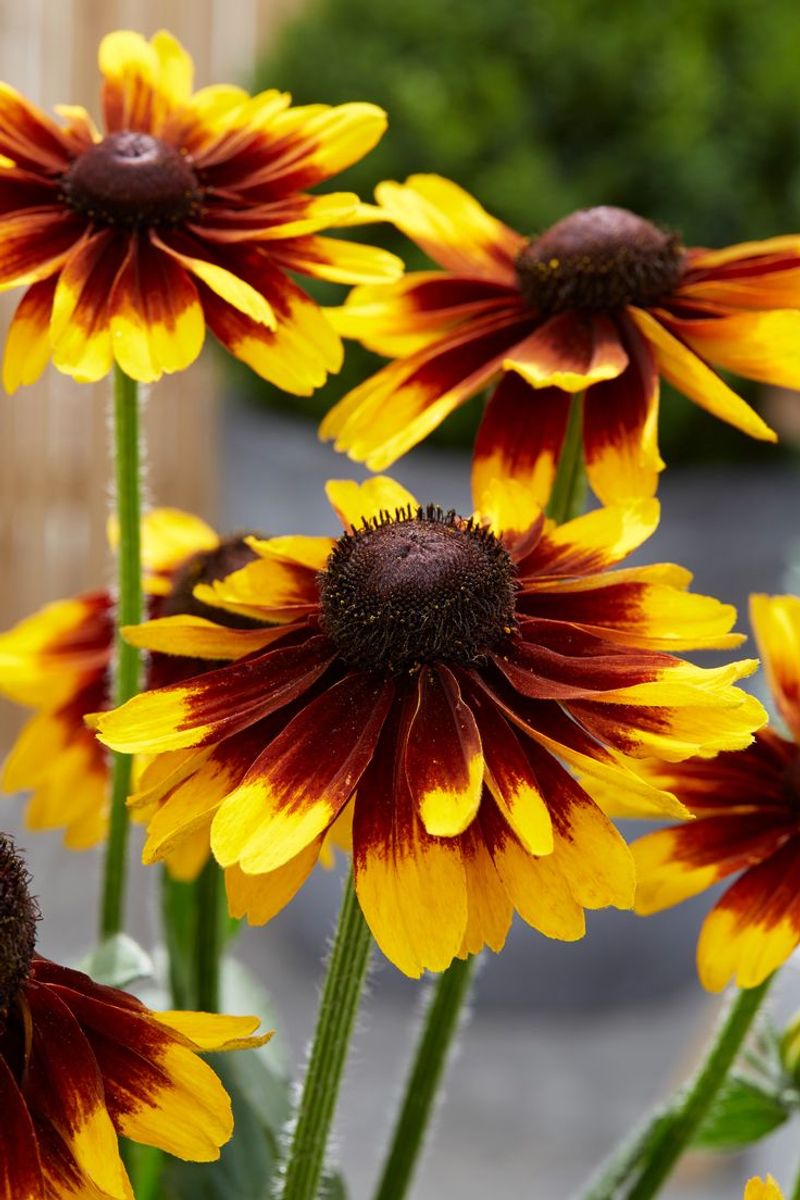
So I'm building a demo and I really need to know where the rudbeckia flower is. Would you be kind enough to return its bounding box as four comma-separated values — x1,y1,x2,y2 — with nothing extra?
93,476,764,978
0,28,400,393
0,833,270,1198
633,595,800,992
0,508,276,869
321,176,800,504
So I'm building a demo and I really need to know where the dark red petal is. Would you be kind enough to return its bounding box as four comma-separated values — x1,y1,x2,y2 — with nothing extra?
491,623,670,701
181,633,337,745
0,209,85,288
23,982,126,1199
211,671,394,874
404,666,483,837
583,315,662,503
0,1053,43,1200
473,373,571,511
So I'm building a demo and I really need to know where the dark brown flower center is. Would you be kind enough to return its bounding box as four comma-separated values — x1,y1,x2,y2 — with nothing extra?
0,835,39,1020
61,131,202,228
318,507,517,673
515,206,685,314
160,536,263,629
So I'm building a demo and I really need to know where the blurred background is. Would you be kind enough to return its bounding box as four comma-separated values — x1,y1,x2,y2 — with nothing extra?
3,0,800,1196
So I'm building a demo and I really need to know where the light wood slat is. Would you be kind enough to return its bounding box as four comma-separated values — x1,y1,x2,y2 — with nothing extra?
0,0,289,747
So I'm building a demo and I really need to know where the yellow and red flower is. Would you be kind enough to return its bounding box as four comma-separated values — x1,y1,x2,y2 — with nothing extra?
0,833,270,1199
321,176,800,504
633,595,800,992
0,508,274,868
0,29,400,393
93,476,764,977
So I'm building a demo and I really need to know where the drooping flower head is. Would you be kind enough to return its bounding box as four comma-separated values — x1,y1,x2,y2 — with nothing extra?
633,595,800,993
321,176,800,504
93,477,764,977
0,509,277,874
0,833,270,1198
0,29,401,392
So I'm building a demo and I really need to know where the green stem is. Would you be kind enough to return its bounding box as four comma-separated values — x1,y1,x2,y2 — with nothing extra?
546,392,586,524
280,867,372,1200
616,977,774,1200
373,955,477,1200
580,1107,674,1200
100,366,142,939
195,858,222,1013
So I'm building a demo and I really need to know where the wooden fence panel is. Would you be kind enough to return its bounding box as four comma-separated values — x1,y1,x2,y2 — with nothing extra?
0,0,297,744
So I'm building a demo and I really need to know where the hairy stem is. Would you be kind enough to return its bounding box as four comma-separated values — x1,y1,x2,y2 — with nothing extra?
100,366,142,938
373,955,477,1200
279,868,372,1200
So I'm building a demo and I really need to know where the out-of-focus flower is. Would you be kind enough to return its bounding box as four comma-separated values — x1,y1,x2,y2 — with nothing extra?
93,476,763,977
0,508,277,869
0,832,271,1197
0,29,400,393
744,1178,784,1200
322,176,800,503
633,595,800,992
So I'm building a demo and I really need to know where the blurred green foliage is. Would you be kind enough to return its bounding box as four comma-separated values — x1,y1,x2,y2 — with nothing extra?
234,0,800,464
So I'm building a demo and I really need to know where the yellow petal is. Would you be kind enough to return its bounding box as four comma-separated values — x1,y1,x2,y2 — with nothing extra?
750,594,800,741
698,905,799,993
473,477,543,545
246,534,334,571
225,838,322,925
631,307,777,442
325,476,418,530
152,1011,272,1052
152,234,276,329
123,616,286,660
376,174,524,281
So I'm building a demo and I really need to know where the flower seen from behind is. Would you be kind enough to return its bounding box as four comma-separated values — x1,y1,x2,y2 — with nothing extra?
0,833,271,1199
93,476,764,977
633,595,800,992
321,175,800,504
0,29,401,393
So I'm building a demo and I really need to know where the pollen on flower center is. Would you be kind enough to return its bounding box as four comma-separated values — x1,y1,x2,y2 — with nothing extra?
515,205,686,314
61,131,202,228
0,835,39,1020
318,506,517,673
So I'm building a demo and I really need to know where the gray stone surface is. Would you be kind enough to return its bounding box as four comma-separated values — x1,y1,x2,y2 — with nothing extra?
6,399,800,1197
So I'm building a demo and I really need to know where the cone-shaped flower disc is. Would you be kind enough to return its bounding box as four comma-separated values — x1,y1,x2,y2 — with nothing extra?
93,478,765,978
633,595,800,992
0,834,270,1199
0,29,401,392
321,176,800,503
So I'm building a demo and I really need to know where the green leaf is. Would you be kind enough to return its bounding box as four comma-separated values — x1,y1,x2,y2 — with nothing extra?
693,1076,792,1149
79,934,153,990
222,957,289,1080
